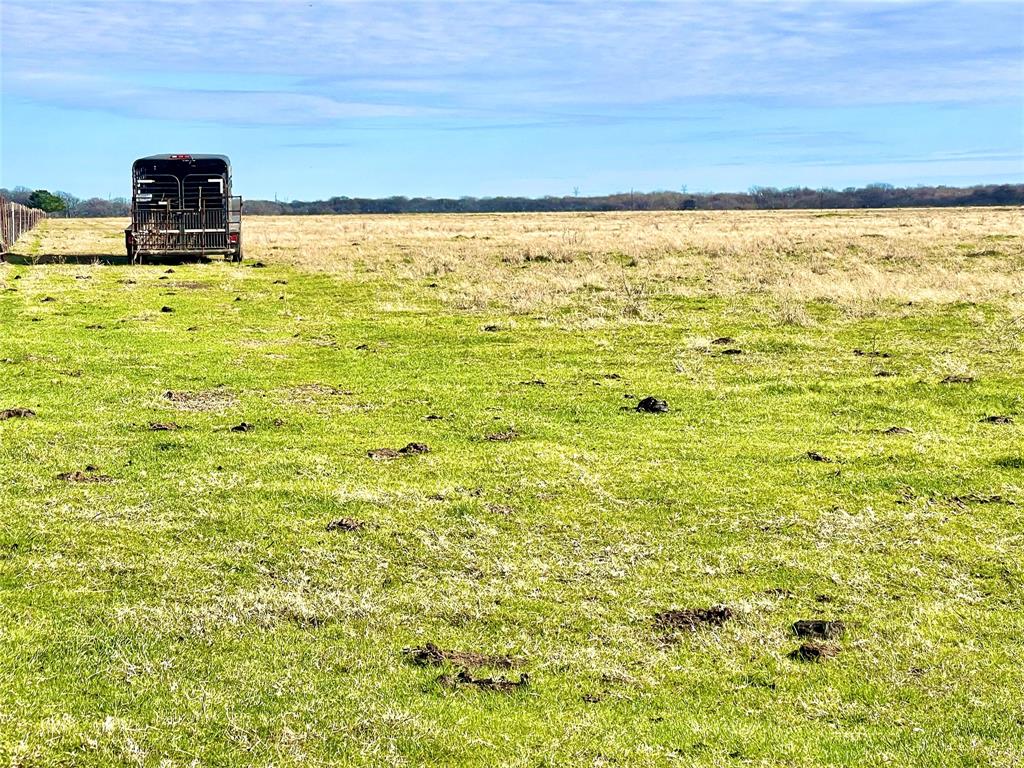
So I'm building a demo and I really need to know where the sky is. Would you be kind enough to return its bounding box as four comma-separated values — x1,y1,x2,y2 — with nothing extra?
1,0,1022,201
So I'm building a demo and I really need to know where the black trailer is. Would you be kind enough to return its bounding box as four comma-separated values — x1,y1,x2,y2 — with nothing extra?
125,154,242,263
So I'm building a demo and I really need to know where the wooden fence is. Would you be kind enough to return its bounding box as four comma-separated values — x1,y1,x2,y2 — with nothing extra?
0,195,46,255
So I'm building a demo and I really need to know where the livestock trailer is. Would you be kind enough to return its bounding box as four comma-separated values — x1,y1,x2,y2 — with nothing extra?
125,154,242,262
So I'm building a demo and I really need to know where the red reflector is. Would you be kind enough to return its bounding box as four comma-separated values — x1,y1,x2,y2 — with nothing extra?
169,154,192,160
228,233,239,244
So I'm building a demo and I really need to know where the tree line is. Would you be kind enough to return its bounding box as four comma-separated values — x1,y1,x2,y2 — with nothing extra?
242,183,1024,215
5,182,1021,218
0,186,129,217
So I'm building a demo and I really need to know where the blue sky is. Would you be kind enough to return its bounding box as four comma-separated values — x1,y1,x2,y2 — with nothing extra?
1,0,1022,200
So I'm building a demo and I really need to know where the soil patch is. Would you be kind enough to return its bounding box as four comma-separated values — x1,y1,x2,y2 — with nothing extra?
806,451,833,462
874,370,897,377
148,422,180,431
368,442,430,460
941,374,974,384
980,415,1013,424
711,337,735,345
789,641,839,662
636,396,669,413
519,379,546,386
326,518,365,532
58,467,113,483
438,670,529,692
793,620,845,639
0,408,35,420
404,643,520,669
230,422,254,432
882,427,913,435
654,605,732,631
853,349,890,358
721,348,744,356
486,428,519,441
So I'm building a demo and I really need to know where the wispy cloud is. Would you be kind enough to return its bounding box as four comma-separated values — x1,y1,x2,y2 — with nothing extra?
3,1,1022,128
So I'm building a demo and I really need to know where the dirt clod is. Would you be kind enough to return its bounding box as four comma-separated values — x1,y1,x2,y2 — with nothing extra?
326,518,365,532
793,619,845,639
883,426,913,435
438,670,529,692
230,422,254,432
404,643,519,669
721,348,744,355
806,451,833,462
160,306,174,313
853,349,890,358
941,374,974,384
519,379,546,386
654,605,732,631
40,296,56,303
424,414,443,420
0,408,36,420
980,415,1013,424
486,428,519,441
789,641,839,662
636,396,669,413
874,370,897,377
148,422,180,431
368,442,430,460
482,324,500,332
58,469,113,483
711,337,735,345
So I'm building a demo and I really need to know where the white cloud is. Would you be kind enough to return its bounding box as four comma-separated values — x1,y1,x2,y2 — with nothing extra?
1,1,1022,126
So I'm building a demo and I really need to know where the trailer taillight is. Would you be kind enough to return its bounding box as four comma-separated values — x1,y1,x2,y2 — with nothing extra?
169,154,192,160
228,232,239,244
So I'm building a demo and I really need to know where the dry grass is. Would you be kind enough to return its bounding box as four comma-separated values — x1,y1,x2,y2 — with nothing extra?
27,208,1024,316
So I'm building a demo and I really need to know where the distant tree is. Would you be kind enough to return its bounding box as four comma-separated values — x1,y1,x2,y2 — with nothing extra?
27,189,66,213
56,191,81,216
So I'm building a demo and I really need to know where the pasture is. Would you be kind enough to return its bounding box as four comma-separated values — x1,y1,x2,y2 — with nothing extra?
1,209,1022,766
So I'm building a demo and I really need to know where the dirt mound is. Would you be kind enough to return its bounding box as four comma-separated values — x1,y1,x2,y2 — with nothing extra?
404,643,520,669
793,620,845,639
654,605,732,631
58,466,113,483
806,451,833,462
711,336,734,345
636,396,668,413
941,374,974,384
438,670,529,692
368,442,430,460
326,518,365,532
148,422,180,431
853,349,890,358
789,641,839,662
230,422,254,432
486,428,519,441
882,426,913,435
0,408,35,420
980,415,1013,424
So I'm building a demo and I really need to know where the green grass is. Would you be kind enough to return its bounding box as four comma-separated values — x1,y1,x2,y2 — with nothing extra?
1,251,1022,766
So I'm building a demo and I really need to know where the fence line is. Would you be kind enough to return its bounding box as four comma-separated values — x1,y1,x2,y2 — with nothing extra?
0,195,46,255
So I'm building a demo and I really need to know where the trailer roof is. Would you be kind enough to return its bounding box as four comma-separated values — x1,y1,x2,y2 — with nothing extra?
135,154,230,162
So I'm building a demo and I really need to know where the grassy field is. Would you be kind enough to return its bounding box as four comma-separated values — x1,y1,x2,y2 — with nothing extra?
1,209,1022,766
